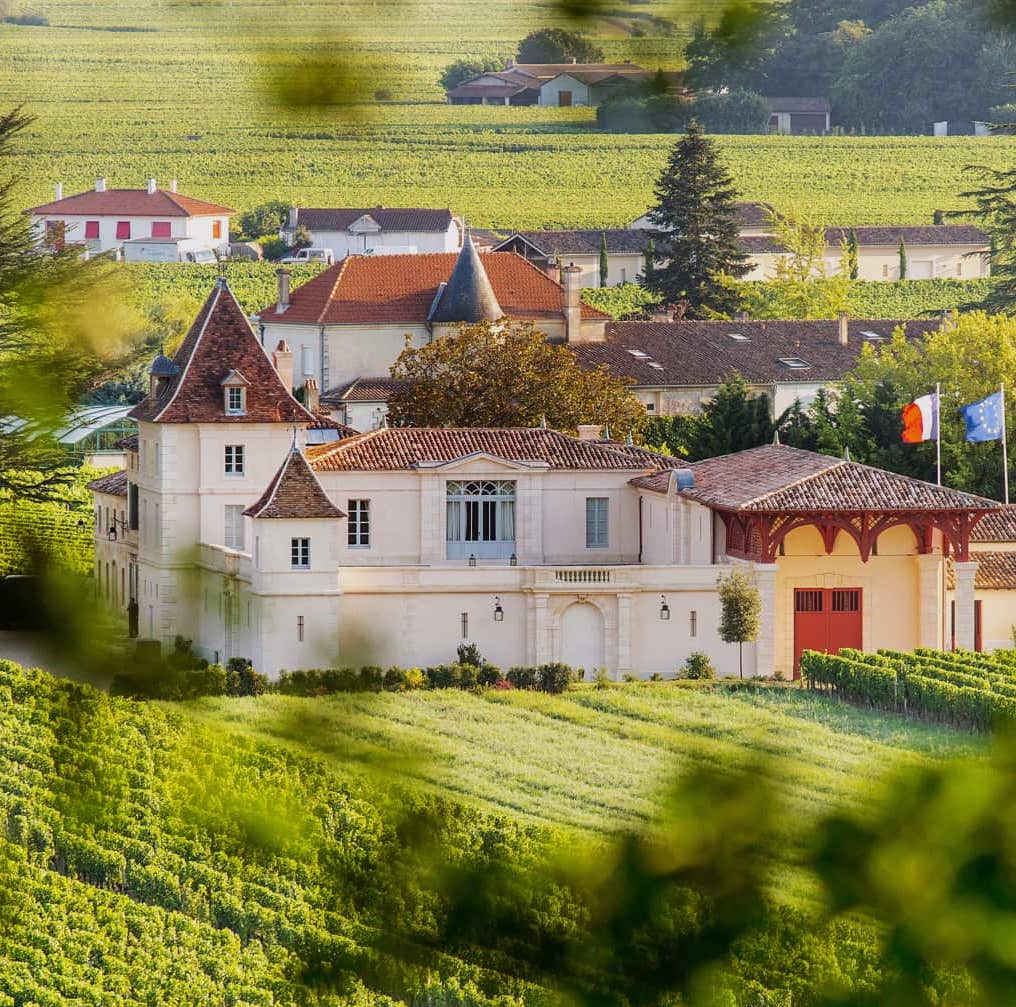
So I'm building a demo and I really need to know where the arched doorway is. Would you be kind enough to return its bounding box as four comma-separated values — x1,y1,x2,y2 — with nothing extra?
560,602,605,676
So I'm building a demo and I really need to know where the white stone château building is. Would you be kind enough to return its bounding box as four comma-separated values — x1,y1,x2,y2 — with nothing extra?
89,280,1001,679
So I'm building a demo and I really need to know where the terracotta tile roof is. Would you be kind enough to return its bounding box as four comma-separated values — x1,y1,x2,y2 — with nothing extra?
307,413,359,436
971,505,1016,541
258,252,608,325
496,229,651,256
680,445,998,513
629,470,674,493
735,202,774,228
741,225,987,255
508,62,648,78
572,319,937,387
28,188,234,217
948,552,1016,590
245,446,345,519
310,427,679,473
86,469,128,497
321,377,408,405
129,280,314,424
118,435,139,451
447,82,534,99
293,207,453,233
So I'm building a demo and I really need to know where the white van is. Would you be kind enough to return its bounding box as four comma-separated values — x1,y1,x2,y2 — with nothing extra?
123,239,218,264
280,247,334,265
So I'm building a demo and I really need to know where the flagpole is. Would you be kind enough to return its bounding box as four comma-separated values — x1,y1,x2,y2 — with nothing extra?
935,381,942,487
1003,381,1010,505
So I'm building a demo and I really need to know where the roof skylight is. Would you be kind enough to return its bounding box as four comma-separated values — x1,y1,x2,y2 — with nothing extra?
727,332,750,342
778,357,811,369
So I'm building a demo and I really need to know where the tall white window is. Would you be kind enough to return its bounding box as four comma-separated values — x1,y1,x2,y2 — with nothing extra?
585,497,609,549
225,386,245,415
291,537,310,569
348,499,370,547
224,505,245,550
446,480,516,560
224,444,245,475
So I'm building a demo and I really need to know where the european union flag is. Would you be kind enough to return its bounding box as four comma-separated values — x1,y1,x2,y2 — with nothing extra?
959,390,1005,442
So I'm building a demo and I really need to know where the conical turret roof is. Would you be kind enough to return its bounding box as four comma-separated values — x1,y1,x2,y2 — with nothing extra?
428,235,503,324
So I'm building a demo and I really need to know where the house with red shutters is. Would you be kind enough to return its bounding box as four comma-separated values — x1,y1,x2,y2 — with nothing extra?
27,178,234,261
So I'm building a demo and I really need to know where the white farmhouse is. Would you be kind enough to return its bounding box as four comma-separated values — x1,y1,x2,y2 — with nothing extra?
90,279,999,680
281,207,461,260
27,179,234,260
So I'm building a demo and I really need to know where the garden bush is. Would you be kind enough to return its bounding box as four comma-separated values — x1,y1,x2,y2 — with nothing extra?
679,652,717,680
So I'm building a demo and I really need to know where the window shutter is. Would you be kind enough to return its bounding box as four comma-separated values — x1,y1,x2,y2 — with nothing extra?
84,220,100,239
152,221,171,238
116,221,131,240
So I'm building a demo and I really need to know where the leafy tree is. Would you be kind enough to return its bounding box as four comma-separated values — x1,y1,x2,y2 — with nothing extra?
236,200,290,241
439,57,502,91
387,319,646,435
963,162,1016,311
777,388,845,454
683,2,783,91
581,282,660,319
685,373,775,459
738,210,851,318
516,27,604,64
641,121,750,316
598,231,608,287
291,224,313,249
0,108,138,502
692,88,771,133
717,568,762,679
832,0,1012,133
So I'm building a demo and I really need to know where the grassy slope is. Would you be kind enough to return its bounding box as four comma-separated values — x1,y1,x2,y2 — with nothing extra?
3,1,1016,227
0,659,984,1003
184,684,981,835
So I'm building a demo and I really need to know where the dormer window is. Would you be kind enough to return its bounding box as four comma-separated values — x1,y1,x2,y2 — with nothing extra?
221,370,250,416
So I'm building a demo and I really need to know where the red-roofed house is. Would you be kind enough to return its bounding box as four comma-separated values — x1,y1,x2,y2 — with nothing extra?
255,238,608,425
28,178,234,260
90,290,1003,678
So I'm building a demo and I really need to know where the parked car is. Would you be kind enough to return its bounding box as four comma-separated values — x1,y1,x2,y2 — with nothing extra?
122,239,219,264
280,247,334,265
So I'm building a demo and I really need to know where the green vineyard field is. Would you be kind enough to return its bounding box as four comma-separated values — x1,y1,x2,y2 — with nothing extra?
4,2,1016,228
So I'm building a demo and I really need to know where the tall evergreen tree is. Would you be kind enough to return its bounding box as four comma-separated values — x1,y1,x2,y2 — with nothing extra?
846,228,859,280
963,163,1016,312
598,231,609,288
642,121,750,316
898,238,907,280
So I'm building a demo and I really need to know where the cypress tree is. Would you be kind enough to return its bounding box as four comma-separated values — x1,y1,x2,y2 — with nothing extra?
898,238,907,280
846,228,859,280
599,231,609,288
642,120,750,316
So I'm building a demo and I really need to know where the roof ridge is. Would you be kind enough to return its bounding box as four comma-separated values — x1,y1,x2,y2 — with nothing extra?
161,188,189,215
153,282,223,421
317,257,352,325
736,446,846,508
247,448,292,518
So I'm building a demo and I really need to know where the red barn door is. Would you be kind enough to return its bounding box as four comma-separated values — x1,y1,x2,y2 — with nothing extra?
794,588,863,678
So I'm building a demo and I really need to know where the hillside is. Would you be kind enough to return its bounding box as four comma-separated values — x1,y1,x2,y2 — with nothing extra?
3,1,1016,227
0,658,981,1004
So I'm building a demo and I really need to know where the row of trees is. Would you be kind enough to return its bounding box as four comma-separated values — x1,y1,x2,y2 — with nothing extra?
686,0,1014,133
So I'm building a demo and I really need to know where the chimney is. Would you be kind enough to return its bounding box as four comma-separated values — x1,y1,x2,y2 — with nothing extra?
273,339,293,392
651,307,673,323
288,206,298,229
837,311,848,346
735,310,749,322
95,178,106,193
577,424,602,441
559,263,583,342
275,268,291,313
304,377,320,413
147,178,157,194
571,57,577,64
54,182,63,201
939,309,954,332
170,179,178,193
506,57,514,68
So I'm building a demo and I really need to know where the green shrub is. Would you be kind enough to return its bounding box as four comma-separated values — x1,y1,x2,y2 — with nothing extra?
506,666,537,690
536,662,575,694
456,643,483,667
680,652,716,680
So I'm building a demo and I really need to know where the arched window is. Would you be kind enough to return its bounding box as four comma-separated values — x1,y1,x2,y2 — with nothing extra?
446,480,516,560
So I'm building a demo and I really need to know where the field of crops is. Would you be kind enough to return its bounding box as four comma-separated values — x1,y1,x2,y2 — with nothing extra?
0,658,979,1003
4,1,1016,228
803,647,1016,731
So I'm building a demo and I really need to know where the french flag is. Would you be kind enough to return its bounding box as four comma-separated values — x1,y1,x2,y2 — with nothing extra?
901,391,939,443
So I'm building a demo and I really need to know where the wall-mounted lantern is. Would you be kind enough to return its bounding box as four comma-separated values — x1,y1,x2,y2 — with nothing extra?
509,553,517,567
108,526,117,542
659,594,671,621
493,596,504,622
468,554,477,567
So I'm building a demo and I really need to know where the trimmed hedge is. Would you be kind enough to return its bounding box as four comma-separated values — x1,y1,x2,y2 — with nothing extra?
801,648,1016,732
